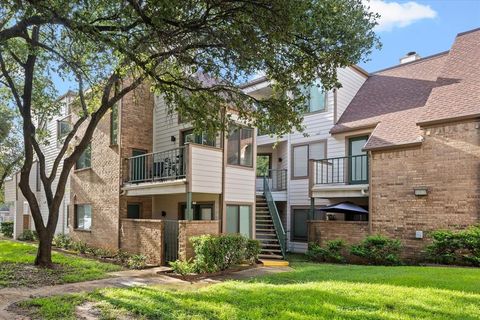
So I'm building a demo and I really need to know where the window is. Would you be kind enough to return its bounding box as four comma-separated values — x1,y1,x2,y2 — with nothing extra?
57,118,72,140
300,82,327,114
180,203,214,220
292,141,326,178
348,136,369,184
76,144,92,170
291,208,309,242
127,203,141,219
256,154,272,177
110,104,118,145
181,129,215,147
75,204,92,230
226,205,251,238
227,126,253,167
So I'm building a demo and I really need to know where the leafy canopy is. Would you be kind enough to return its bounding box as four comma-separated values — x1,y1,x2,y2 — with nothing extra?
1,0,379,138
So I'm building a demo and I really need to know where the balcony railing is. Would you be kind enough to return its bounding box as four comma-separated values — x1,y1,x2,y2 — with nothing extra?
257,169,287,192
126,147,186,183
312,155,368,185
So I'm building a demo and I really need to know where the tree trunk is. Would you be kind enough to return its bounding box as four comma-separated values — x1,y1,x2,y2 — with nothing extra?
35,231,53,267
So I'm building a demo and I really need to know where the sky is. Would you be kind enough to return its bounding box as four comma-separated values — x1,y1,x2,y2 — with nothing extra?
53,0,480,92
359,0,480,72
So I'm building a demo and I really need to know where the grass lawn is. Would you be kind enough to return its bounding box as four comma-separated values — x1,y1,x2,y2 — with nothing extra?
0,240,122,288
21,259,480,320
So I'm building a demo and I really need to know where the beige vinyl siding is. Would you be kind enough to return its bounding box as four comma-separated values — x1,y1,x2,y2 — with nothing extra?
336,67,368,121
153,95,221,152
190,145,223,194
4,177,16,202
224,166,256,203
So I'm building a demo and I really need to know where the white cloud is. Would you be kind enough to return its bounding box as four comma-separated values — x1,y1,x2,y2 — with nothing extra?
366,0,437,32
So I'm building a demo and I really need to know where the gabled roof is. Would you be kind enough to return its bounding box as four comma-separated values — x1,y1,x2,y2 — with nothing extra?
331,27,480,151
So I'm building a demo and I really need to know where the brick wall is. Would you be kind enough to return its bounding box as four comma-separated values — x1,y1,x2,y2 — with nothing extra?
371,120,480,259
178,220,221,261
308,221,369,245
70,81,154,250
119,81,154,219
119,218,164,264
69,107,121,249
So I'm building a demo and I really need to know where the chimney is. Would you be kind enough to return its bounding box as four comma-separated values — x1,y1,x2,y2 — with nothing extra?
400,51,421,64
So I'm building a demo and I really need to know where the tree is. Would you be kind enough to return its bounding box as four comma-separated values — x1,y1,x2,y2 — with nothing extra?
0,103,23,202
0,0,379,267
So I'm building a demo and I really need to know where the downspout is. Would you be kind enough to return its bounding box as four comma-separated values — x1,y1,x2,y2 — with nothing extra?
368,150,373,234
117,84,124,250
219,106,226,233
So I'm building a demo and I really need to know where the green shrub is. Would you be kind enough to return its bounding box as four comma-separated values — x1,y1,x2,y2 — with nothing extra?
71,240,89,254
53,234,73,249
169,259,196,276
127,254,147,269
307,240,346,263
0,221,14,238
245,239,261,263
18,230,38,241
350,235,402,265
189,234,260,273
426,225,480,266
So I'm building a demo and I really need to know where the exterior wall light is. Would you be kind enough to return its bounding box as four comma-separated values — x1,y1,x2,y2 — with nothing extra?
413,187,428,196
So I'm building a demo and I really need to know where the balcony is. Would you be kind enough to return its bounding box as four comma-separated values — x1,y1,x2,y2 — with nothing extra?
310,155,369,198
123,144,223,196
256,169,287,201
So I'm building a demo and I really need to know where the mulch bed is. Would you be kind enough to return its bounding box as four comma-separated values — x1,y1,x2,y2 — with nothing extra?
0,262,68,288
159,263,259,282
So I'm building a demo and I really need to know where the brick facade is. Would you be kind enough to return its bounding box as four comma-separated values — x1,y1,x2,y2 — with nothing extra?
70,81,154,250
370,120,480,259
69,106,121,249
120,218,164,264
178,220,221,261
308,221,369,246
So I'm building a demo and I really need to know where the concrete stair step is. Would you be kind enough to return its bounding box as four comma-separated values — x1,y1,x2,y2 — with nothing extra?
259,253,284,260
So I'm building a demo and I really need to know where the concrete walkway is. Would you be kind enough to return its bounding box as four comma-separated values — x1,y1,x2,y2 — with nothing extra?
0,266,291,320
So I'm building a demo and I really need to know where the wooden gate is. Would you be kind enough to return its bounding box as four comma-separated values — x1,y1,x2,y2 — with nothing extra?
163,220,179,264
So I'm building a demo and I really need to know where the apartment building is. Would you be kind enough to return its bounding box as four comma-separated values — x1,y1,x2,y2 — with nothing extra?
329,28,480,259
245,27,480,259
243,66,369,253
3,92,74,238
68,82,258,264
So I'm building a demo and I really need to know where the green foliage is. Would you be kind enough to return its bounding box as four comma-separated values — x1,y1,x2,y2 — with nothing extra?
18,230,38,242
169,259,196,277
350,235,403,266
0,221,13,238
426,225,480,266
52,234,73,250
307,240,346,263
71,240,89,254
182,234,260,274
126,254,147,270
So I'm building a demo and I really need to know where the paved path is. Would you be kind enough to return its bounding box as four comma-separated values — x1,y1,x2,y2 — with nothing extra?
0,266,291,320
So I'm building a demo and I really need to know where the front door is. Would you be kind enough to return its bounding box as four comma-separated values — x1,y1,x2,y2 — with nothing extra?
348,136,368,184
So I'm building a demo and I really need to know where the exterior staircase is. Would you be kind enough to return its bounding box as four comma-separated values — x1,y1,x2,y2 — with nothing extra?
256,195,284,260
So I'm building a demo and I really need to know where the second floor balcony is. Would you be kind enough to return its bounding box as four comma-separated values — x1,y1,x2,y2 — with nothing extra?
310,155,369,198
123,144,223,196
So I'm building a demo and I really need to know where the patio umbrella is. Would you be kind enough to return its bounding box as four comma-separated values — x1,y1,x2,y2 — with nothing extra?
321,202,368,214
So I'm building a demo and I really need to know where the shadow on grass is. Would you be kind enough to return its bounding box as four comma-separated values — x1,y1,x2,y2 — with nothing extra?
90,280,480,320
250,262,480,294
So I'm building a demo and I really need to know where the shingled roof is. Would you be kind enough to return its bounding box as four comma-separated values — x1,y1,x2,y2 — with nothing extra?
331,27,480,151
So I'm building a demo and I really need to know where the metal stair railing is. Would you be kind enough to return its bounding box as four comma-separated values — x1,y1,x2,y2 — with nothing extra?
263,175,287,258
